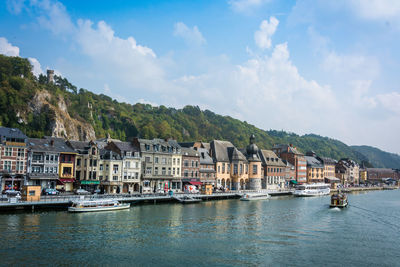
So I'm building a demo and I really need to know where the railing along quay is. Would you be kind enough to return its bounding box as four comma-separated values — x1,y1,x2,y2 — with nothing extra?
0,189,294,211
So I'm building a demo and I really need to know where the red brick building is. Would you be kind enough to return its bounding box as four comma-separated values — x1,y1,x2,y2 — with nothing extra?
0,127,28,191
272,144,306,183
181,147,201,188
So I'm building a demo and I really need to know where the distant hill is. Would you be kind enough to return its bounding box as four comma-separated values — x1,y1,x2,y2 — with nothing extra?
351,146,400,169
0,54,399,168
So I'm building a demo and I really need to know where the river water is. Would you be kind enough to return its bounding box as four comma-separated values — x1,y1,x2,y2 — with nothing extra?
0,190,399,266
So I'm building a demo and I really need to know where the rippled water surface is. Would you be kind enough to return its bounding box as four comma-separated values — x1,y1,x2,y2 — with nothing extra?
1,190,400,266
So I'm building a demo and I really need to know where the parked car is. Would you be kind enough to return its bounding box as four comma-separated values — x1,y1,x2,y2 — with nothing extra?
92,189,101,194
74,189,90,195
43,188,59,195
3,189,21,200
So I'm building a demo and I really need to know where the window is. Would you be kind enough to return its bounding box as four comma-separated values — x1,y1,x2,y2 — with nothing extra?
177,168,180,175
246,164,248,174
191,161,194,167
84,159,87,166
184,160,189,167
32,166,41,173
191,171,194,177
113,164,119,174
227,164,231,173
55,155,58,162
93,160,97,166
184,170,189,177
50,155,54,162
168,167,171,175
145,157,151,163
173,158,176,165
173,168,175,175
106,165,109,171
162,158,167,164
32,154,42,161
253,165,258,175
240,164,243,174
155,157,159,164
162,167,166,175
145,144,150,151
4,147,12,157
222,163,225,173
218,166,220,173
177,158,180,165
155,167,158,175
195,161,198,167
126,161,130,168
113,176,118,181
234,164,238,175
46,155,50,161
146,167,152,174
17,148,24,157
54,167,58,173
100,164,103,171
77,158,81,166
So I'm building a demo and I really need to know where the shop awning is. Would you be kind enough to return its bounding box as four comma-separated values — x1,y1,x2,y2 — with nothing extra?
80,180,100,185
290,180,298,184
59,178,75,183
189,181,202,186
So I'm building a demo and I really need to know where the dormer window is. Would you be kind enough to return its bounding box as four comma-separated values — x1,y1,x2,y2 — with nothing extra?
92,147,96,155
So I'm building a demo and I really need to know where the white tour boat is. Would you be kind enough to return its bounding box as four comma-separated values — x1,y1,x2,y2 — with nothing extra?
240,192,270,201
68,199,130,212
293,183,331,197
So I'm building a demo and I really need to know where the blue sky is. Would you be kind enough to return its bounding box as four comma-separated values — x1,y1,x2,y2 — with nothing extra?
1,0,400,154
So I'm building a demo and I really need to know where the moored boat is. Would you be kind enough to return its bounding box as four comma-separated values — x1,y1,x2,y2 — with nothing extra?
240,192,270,201
330,192,348,208
293,183,330,197
68,199,130,212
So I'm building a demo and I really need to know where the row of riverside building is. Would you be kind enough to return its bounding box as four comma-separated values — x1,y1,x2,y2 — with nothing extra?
0,126,399,194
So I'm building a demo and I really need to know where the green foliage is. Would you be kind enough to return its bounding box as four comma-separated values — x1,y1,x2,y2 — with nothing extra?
0,54,399,168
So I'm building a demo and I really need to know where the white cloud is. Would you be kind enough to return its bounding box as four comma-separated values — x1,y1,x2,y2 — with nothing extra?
173,22,206,46
377,92,400,114
229,0,270,14
0,37,20,56
28,57,44,76
254,17,279,50
322,51,380,80
6,0,25,15
31,0,76,35
349,0,400,20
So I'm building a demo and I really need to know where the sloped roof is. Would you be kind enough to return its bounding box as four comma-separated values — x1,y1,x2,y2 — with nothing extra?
28,138,75,153
113,141,139,152
0,127,27,139
210,140,233,162
99,149,121,160
68,140,90,150
229,147,247,161
197,148,214,165
273,144,303,155
319,157,336,165
305,156,324,168
259,149,286,167
43,137,76,153
181,147,199,157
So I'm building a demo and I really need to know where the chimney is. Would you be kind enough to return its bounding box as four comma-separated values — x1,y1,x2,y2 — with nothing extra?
47,69,54,83
50,140,54,146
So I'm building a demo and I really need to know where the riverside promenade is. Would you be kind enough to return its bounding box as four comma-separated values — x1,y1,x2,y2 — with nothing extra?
0,189,292,211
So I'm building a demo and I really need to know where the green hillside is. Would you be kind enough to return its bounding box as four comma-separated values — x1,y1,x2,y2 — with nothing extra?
351,146,400,169
1,54,399,168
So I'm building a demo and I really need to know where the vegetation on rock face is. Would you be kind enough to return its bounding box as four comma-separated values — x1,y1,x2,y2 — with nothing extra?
1,54,399,168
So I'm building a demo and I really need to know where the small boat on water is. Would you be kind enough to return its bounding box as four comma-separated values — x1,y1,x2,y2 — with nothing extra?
330,192,348,208
240,192,270,201
68,199,130,213
173,195,202,204
293,183,330,197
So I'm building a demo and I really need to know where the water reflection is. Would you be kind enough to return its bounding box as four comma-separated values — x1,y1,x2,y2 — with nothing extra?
0,190,399,266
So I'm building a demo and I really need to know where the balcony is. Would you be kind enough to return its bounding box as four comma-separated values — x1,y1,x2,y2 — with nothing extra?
28,173,58,179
